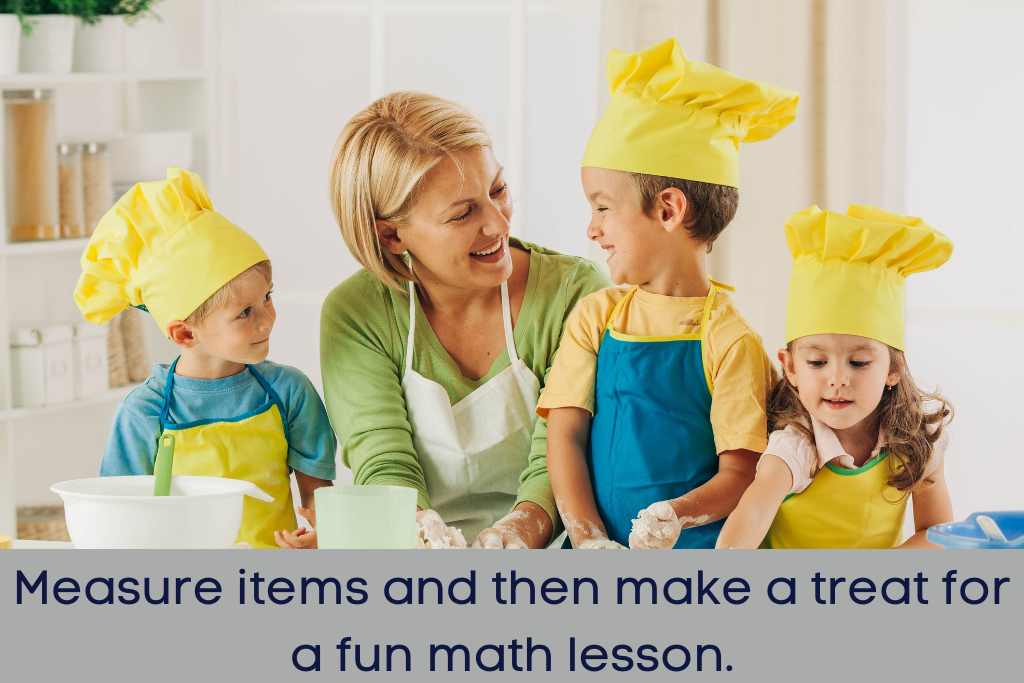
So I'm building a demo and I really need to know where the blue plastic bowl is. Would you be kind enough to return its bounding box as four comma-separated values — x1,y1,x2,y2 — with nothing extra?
928,511,1024,549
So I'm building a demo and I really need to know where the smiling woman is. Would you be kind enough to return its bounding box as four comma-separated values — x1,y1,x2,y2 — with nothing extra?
291,92,609,550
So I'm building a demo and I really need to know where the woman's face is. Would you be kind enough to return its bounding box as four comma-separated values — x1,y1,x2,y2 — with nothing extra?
381,146,513,293
378,145,512,292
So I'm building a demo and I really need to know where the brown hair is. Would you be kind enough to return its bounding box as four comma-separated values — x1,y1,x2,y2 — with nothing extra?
768,345,952,492
186,260,273,325
630,173,739,251
329,91,492,292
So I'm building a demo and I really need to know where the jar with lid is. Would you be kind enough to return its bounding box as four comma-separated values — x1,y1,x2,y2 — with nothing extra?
58,142,86,239
82,142,113,236
4,90,59,242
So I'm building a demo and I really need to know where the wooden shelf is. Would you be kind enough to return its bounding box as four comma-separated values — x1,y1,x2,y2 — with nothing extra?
0,238,89,256
0,385,136,422
0,71,208,89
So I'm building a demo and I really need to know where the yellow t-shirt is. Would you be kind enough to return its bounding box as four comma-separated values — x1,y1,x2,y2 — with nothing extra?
537,284,773,454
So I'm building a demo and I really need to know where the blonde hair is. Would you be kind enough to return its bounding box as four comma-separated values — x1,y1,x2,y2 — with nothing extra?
328,91,492,292
186,260,273,325
769,345,952,493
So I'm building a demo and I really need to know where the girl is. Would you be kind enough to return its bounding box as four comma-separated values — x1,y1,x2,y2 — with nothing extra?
716,204,954,549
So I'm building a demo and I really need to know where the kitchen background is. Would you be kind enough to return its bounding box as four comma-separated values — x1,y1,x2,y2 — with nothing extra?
0,0,1019,540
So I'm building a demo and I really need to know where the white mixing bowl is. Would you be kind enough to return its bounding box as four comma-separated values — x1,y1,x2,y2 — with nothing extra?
51,476,273,549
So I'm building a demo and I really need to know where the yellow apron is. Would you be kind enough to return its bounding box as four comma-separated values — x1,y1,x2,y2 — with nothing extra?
765,450,907,549
160,358,296,548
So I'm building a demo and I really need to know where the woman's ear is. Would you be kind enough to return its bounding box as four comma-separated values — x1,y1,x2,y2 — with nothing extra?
656,187,688,233
778,347,798,388
166,321,197,348
376,220,406,255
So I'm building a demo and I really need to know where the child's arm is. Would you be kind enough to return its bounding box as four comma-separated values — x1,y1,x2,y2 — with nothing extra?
100,392,162,476
275,473,332,550
896,461,953,549
715,454,793,549
547,407,616,547
629,449,758,549
296,471,332,510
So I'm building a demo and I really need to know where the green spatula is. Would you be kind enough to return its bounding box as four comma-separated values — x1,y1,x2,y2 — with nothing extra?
153,433,176,496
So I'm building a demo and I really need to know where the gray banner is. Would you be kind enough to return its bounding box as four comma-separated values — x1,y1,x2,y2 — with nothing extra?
1,550,1019,681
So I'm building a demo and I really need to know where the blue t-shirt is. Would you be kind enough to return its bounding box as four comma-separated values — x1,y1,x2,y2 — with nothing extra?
101,360,337,480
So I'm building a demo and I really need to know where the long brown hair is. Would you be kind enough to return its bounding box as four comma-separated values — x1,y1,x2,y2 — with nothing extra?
768,345,952,492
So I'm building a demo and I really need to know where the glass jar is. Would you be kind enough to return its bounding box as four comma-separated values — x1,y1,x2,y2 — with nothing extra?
4,90,59,241
82,142,113,236
58,142,85,239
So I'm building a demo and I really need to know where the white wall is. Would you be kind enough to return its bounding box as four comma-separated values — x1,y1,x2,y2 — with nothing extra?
902,0,1024,516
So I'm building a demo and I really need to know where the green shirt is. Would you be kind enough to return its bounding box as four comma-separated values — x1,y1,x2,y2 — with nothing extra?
320,239,609,531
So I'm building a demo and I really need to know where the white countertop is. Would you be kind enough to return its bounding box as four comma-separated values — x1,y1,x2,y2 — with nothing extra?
10,540,74,549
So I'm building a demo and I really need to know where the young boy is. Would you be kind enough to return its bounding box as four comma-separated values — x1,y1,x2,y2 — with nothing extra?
75,168,336,548
538,38,798,549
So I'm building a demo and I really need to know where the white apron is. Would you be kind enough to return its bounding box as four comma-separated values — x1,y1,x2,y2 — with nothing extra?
401,281,541,540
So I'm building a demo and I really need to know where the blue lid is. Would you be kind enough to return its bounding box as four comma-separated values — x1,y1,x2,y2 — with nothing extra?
928,511,1024,549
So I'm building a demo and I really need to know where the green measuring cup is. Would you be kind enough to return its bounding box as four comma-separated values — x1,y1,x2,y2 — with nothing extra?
152,433,175,496
315,485,418,549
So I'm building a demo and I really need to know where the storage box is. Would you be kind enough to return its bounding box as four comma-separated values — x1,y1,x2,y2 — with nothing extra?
11,324,75,408
73,322,110,399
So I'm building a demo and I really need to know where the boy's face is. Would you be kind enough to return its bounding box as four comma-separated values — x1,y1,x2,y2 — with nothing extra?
190,269,276,365
581,166,666,285
780,334,900,432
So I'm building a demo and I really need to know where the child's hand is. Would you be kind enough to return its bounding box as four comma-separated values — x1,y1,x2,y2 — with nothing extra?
416,509,467,549
629,501,686,549
275,506,318,550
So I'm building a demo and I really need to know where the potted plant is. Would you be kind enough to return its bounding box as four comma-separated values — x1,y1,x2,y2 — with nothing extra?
0,1,23,74
17,0,77,73
74,1,161,72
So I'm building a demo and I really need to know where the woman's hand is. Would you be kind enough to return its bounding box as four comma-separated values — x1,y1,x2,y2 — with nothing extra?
275,506,318,549
473,502,553,549
416,509,467,549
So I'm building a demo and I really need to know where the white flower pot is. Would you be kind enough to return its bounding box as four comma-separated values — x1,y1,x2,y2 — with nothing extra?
0,15,20,74
19,15,76,74
74,15,126,72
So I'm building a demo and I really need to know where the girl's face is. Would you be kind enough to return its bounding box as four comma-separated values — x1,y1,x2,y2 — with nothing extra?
381,146,513,293
780,334,900,432
581,166,667,285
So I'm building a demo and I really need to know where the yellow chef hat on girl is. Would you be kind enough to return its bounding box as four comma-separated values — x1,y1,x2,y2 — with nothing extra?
785,205,953,350
581,37,799,187
74,168,268,332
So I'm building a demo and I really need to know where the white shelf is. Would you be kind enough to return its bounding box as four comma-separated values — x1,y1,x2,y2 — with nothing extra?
0,238,89,256
0,385,136,422
0,71,209,89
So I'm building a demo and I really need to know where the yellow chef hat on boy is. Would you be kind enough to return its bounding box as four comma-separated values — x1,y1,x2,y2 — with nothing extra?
74,168,268,332
581,38,799,187
785,205,953,350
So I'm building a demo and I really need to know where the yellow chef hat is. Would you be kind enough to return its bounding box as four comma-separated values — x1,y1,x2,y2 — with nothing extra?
581,38,799,187
785,205,953,350
74,168,268,332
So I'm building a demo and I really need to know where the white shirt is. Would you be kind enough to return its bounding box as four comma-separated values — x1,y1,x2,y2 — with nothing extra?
759,411,950,495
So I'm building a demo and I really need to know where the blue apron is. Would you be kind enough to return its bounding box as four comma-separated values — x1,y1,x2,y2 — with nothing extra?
584,283,727,549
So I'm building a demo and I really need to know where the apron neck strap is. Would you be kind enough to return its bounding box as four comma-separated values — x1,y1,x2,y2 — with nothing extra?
604,286,638,333
160,356,181,424
405,280,520,374
405,280,417,375
605,281,732,336
160,357,280,431
498,281,518,364
699,285,719,333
